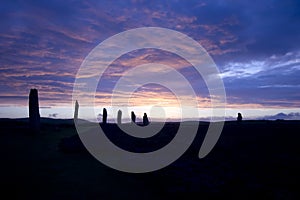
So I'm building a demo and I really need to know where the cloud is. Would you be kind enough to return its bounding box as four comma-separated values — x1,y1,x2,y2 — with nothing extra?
219,50,300,107
220,60,266,78
0,0,300,113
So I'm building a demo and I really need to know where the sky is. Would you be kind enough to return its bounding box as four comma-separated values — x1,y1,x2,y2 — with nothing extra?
1,0,300,120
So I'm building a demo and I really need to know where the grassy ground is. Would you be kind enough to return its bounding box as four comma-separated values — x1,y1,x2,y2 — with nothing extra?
0,118,300,199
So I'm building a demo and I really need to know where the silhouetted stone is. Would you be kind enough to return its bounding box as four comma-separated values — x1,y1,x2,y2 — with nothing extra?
29,88,40,133
143,113,149,126
117,110,122,125
103,108,107,124
131,111,136,124
74,100,79,120
237,113,243,122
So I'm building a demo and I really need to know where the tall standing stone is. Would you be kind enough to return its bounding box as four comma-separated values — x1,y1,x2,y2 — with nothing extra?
103,108,107,124
143,113,149,126
131,111,136,124
74,100,79,120
29,88,40,133
117,110,122,125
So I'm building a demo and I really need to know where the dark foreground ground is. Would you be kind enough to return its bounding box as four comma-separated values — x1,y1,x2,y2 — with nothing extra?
0,118,300,199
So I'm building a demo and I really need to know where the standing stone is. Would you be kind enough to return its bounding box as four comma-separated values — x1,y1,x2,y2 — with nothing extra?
29,88,40,133
74,100,79,120
143,113,149,126
103,108,107,124
131,111,136,124
237,113,243,123
117,110,122,125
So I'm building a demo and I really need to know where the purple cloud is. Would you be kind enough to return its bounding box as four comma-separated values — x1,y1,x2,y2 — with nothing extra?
0,0,299,113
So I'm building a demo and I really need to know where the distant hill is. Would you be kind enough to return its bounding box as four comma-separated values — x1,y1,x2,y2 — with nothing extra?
260,112,300,120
